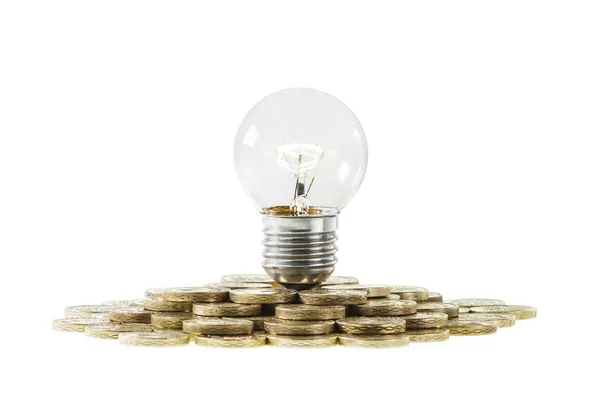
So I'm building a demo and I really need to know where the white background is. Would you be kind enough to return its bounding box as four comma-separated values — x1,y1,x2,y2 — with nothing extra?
1,1,599,403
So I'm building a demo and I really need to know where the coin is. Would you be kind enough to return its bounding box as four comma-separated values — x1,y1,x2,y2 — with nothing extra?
338,334,410,348
118,331,190,347
468,305,537,320
445,298,505,308
206,282,273,290
64,305,121,319
350,300,417,316
150,312,194,329
424,292,443,303
264,319,335,335
183,318,254,335
266,334,338,348
109,307,152,324
416,303,459,318
145,288,166,299
224,316,273,331
404,328,450,342
320,276,359,286
446,321,497,336
194,334,267,348
52,318,109,332
371,294,401,301
389,286,428,301
459,307,470,314
229,288,298,304
162,287,230,303
143,299,193,312
336,317,406,334
402,312,448,329
85,323,153,339
322,284,390,298
193,302,262,317
457,313,516,328
221,274,275,284
101,299,145,307
275,304,346,321
299,289,368,305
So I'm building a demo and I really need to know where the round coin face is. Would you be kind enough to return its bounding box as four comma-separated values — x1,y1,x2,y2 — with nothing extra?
416,302,459,318
338,334,410,348
183,318,254,335
468,305,536,320
194,334,266,348
404,328,450,343
322,284,390,298
320,276,360,286
193,302,262,317
229,288,298,304
457,313,516,328
350,300,417,316
150,312,194,330
275,304,346,321
52,318,109,332
444,298,505,308
266,334,338,348
64,305,121,319
336,317,407,335
401,312,448,329
264,319,335,335
388,286,428,301
85,323,153,339
162,287,230,303
118,331,190,347
299,289,368,306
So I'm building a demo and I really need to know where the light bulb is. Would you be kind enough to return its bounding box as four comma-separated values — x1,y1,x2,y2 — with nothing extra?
234,88,368,286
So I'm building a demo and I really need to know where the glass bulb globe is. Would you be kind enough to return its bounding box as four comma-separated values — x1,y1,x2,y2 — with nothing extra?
234,88,368,285
234,88,368,215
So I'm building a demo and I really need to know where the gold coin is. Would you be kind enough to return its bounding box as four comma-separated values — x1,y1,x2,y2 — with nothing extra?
459,307,470,314
64,305,120,319
206,282,273,289
194,334,266,348
52,318,109,332
424,292,443,303
338,334,410,348
402,312,448,329
275,304,346,321
371,294,401,301
229,288,297,304
118,331,189,347
183,318,254,335
150,312,194,330
267,334,338,348
109,307,152,324
85,323,153,339
220,274,276,284
143,299,192,312
388,286,428,301
264,319,335,335
193,302,262,317
445,298,505,308
416,303,459,318
350,300,417,316
162,287,230,303
320,276,359,286
446,321,497,336
336,317,406,335
224,316,273,331
101,299,145,307
468,305,537,320
457,313,516,328
299,289,368,305
404,328,450,342
322,284,390,298
145,288,166,299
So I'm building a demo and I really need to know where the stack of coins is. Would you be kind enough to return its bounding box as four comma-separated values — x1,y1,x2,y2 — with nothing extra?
52,274,537,348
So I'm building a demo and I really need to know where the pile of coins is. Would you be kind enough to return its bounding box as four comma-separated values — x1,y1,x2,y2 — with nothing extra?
52,274,537,348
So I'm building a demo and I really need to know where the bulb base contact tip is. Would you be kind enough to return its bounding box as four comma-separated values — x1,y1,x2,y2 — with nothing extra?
261,207,339,285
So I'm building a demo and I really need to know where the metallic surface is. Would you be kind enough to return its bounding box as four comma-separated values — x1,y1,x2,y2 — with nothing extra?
264,319,335,335
275,304,346,321
229,288,298,304
404,328,450,342
468,305,537,320
350,300,417,316
194,334,266,348
266,334,338,348
338,334,410,348
416,303,460,318
85,323,153,339
402,312,448,329
182,318,254,335
322,284,391,298
336,317,407,334
118,331,190,347
193,302,262,317
299,289,368,305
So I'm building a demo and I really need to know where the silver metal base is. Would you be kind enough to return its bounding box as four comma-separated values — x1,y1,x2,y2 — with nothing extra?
261,208,338,285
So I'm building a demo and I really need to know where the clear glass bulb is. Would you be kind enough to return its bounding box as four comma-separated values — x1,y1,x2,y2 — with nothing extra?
234,88,368,215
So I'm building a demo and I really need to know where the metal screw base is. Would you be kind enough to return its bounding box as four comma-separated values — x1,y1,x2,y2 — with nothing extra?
261,208,338,285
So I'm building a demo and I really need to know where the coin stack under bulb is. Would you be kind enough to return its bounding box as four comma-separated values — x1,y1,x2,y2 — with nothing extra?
52,274,537,348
